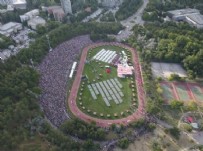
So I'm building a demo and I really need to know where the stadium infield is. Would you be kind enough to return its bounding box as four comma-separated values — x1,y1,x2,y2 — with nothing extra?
161,82,203,104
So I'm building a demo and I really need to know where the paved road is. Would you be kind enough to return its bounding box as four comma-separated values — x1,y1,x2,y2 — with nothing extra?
116,0,149,41
68,42,146,127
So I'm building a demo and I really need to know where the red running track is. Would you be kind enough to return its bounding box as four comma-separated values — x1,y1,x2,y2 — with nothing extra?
68,42,146,127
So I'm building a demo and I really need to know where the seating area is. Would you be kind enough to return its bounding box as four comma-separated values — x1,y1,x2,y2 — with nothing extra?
92,49,118,63
87,78,124,106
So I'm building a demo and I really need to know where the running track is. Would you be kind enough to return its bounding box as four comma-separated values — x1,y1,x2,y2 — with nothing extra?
68,42,145,127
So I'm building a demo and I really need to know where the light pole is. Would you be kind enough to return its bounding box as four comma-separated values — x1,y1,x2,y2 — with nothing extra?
46,34,52,52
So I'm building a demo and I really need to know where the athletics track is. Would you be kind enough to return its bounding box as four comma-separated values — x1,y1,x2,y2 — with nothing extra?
68,42,145,127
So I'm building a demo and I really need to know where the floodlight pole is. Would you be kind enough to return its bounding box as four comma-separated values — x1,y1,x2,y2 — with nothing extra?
46,34,52,52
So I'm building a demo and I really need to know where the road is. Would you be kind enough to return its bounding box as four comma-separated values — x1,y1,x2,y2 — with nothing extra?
116,0,149,41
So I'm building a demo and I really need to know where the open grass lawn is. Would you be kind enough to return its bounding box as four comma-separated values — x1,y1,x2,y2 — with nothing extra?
76,45,138,119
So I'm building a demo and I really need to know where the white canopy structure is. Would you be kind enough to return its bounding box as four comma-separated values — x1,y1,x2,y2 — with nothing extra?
69,62,77,78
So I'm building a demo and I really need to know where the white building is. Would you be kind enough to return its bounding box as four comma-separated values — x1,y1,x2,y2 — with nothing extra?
13,0,26,9
186,14,203,29
60,0,72,14
0,0,13,5
20,9,39,22
167,8,203,28
0,22,22,37
0,0,26,9
27,16,46,30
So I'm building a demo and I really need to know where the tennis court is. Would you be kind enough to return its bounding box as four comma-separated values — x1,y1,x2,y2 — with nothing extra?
160,82,203,104
160,82,175,101
174,83,192,102
189,84,203,102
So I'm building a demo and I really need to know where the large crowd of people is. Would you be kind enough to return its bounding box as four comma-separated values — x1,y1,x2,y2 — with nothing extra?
38,35,93,127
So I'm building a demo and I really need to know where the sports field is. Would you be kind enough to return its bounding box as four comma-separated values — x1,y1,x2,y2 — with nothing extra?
189,84,203,102
76,45,138,119
160,83,175,101
175,83,191,101
160,82,203,104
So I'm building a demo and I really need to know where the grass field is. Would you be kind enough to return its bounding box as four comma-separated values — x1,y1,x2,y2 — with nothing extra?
76,45,138,119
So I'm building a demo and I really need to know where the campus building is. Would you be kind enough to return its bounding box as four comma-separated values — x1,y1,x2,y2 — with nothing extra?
167,8,203,28
27,16,46,30
60,0,72,14
20,9,39,22
0,22,22,37
13,0,26,9
0,0,26,9
0,0,13,5
46,6,65,22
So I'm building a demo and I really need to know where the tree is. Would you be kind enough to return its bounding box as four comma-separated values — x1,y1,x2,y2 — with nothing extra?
170,100,184,109
118,137,129,149
168,127,180,139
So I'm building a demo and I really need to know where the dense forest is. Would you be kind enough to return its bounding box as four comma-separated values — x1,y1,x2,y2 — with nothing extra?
132,22,203,78
0,22,122,151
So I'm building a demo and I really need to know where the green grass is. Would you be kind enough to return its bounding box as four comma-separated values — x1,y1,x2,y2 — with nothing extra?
76,45,137,119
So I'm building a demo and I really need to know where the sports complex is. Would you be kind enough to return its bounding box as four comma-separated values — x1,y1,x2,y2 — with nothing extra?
68,42,145,127
161,81,203,104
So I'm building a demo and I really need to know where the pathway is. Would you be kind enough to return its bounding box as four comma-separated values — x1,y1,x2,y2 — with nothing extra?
116,0,149,41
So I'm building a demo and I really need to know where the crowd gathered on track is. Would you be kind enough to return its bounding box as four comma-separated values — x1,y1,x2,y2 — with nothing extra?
38,35,93,127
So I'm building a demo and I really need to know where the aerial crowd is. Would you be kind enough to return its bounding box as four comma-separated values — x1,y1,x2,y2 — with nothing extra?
38,35,93,127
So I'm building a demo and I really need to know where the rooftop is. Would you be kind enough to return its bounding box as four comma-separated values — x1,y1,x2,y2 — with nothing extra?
13,0,26,4
186,14,203,25
28,16,46,24
0,22,21,31
168,8,200,16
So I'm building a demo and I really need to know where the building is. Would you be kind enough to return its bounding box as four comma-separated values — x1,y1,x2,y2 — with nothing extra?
0,0,13,5
27,16,46,30
60,0,72,14
0,22,22,37
20,9,39,22
167,8,203,28
13,0,26,9
185,14,203,29
52,8,65,22
97,0,123,8
167,8,200,21
0,0,26,9
47,6,65,22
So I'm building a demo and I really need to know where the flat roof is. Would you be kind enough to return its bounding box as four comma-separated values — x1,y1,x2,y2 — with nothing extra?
168,8,199,16
186,14,203,25
28,16,46,24
0,22,21,31
13,0,26,4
